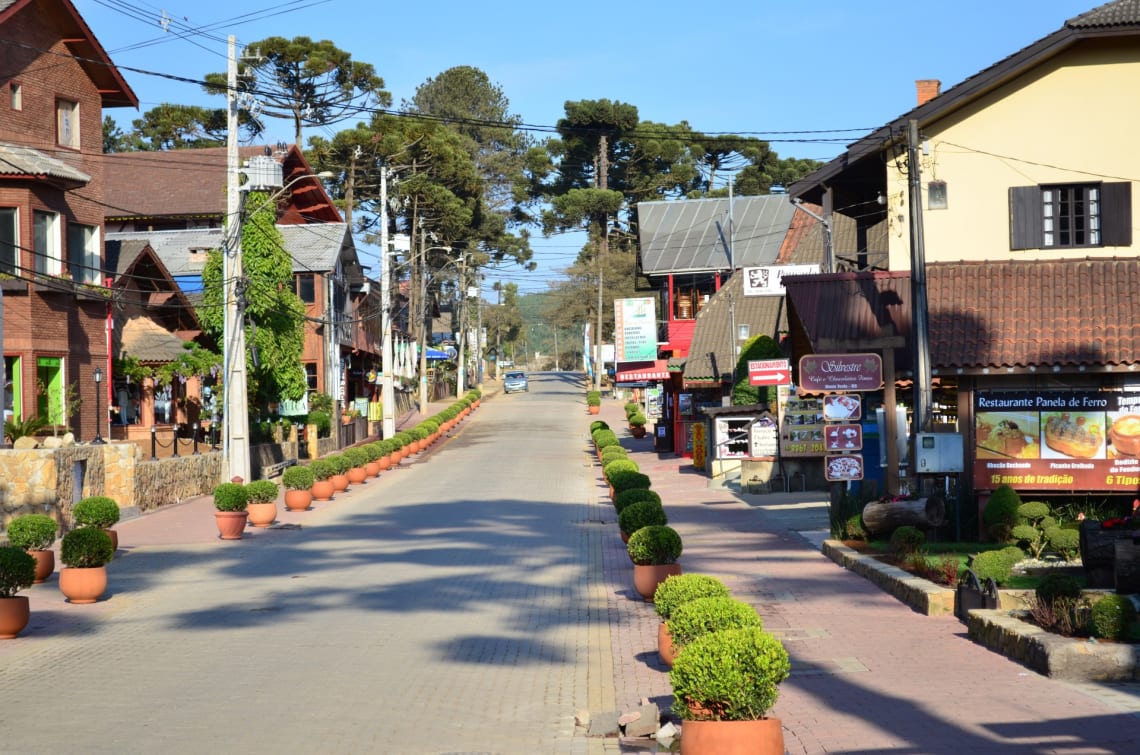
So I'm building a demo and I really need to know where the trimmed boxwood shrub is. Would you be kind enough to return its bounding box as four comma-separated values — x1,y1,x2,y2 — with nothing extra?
970,546,1024,585
1089,594,1137,640
73,496,121,528
628,412,647,428
245,480,279,504
609,471,651,495
282,465,315,490
889,525,925,556
593,431,621,451
309,458,335,481
600,447,629,465
343,447,368,468
1045,526,1080,560
586,390,602,406
669,627,789,722
627,524,682,565
603,458,639,482
666,596,763,649
983,484,1022,541
589,420,609,433
653,574,731,621
60,527,114,568
0,545,35,597
326,453,352,475
212,482,248,512
4,514,58,551
1034,573,1082,605
614,488,662,514
618,500,667,536
1018,501,1051,524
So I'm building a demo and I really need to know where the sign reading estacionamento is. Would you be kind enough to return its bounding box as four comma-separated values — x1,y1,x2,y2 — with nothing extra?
748,359,791,386
798,353,883,393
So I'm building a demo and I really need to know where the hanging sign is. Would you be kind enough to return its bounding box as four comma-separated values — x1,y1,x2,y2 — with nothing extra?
798,353,883,393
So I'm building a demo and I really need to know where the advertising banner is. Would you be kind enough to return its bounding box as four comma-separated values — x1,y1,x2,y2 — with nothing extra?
614,297,658,362
974,390,1140,492
780,390,825,457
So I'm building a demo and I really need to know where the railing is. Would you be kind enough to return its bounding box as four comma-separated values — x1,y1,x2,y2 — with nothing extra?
145,423,218,460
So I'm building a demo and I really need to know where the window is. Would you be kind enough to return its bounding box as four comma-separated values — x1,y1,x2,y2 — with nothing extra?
68,223,100,284
0,207,17,275
9,82,21,111
304,363,318,392
33,211,61,275
1010,183,1131,250
57,99,79,148
4,356,20,423
296,273,316,303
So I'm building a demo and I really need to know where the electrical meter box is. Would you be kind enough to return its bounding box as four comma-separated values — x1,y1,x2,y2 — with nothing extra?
914,433,964,473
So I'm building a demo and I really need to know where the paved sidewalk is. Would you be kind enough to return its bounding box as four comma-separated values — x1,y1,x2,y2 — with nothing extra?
590,397,1140,754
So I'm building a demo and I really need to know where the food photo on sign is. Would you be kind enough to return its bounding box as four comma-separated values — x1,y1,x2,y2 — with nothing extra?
976,411,1039,459
823,394,861,421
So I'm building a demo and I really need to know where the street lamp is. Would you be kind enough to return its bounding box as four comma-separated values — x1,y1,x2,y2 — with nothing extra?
91,367,105,444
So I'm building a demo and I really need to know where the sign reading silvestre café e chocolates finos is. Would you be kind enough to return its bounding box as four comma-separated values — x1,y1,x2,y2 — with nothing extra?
797,353,883,393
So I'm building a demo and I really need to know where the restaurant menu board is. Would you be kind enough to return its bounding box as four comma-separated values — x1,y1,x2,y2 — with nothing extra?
780,393,825,457
825,454,864,481
750,416,780,458
825,424,863,451
974,390,1140,491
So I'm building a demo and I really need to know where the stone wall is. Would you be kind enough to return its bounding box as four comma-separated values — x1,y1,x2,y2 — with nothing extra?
1,442,223,525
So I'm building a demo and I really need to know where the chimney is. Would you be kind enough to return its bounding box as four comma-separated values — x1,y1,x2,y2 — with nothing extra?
916,79,941,106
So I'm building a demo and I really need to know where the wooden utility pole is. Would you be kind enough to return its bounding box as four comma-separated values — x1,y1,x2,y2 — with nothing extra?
594,134,609,393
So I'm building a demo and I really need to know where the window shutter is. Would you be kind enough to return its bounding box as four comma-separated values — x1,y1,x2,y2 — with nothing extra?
1101,182,1132,247
1009,186,1043,250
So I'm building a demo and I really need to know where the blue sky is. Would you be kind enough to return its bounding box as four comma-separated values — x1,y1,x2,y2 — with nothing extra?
76,0,1099,292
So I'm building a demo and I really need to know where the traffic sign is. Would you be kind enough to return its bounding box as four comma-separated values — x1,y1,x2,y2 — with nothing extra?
748,359,791,387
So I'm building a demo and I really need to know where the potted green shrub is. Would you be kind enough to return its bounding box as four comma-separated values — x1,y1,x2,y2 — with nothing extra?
361,442,383,476
603,458,639,485
587,390,602,414
614,488,662,515
627,524,683,601
0,545,36,638
669,626,791,753
245,479,279,528
309,458,336,501
326,453,351,492
282,465,315,511
667,596,762,650
619,500,668,541
73,495,121,550
610,471,651,498
58,527,115,603
5,513,58,583
212,481,249,540
653,573,732,666
343,447,369,484
629,412,647,439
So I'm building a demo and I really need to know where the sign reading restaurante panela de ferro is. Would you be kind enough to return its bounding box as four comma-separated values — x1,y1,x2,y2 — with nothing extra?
974,390,1140,492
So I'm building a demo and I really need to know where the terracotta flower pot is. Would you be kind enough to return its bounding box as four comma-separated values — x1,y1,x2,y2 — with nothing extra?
347,467,368,485
633,563,682,601
658,621,676,667
331,474,349,492
631,426,646,439
588,405,601,415
246,501,277,528
104,528,118,551
30,549,55,584
679,717,784,755
365,461,381,478
284,489,313,512
214,510,249,540
311,480,335,502
59,566,108,604
377,455,392,472
0,596,30,639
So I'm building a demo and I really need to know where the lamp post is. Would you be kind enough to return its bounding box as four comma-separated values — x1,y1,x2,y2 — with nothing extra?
92,367,104,444
417,244,453,411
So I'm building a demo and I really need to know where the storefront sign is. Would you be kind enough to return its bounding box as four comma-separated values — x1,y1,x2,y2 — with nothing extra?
780,390,825,457
798,353,883,393
614,297,658,362
974,390,1140,491
743,264,820,296
825,424,863,452
748,359,791,386
750,416,779,458
825,454,864,481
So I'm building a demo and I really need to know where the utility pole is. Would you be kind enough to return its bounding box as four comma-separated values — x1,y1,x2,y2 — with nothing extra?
418,226,428,411
223,35,250,483
455,253,466,397
476,272,484,388
495,282,502,379
594,133,609,393
908,119,933,442
379,164,395,438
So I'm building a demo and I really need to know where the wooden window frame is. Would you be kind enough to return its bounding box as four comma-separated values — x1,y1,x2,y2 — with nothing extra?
1010,182,1131,250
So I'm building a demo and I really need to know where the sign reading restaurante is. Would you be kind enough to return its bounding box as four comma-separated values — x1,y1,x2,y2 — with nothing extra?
974,389,1140,492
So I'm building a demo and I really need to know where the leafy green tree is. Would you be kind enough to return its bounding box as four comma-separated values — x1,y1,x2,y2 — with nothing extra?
206,36,390,146
102,116,137,153
484,281,524,362
199,190,306,413
732,335,784,406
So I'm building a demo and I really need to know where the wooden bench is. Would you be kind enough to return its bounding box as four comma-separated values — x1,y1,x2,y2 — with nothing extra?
261,458,298,479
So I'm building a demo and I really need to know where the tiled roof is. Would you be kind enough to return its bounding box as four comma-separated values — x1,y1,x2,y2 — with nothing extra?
0,142,90,183
782,258,1140,374
1069,0,1140,27
681,205,828,385
107,223,354,277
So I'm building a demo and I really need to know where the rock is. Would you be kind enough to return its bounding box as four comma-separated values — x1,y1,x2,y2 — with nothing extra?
62,432,75,447
656,721,679,742
623,702,660,738
13,436,39,449
41,436,62,449
587,710,621,737
617,710,641,727
574,709,590,728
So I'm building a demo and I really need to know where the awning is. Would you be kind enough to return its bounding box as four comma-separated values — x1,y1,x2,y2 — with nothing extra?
616,359,670,382
425,347,451,361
